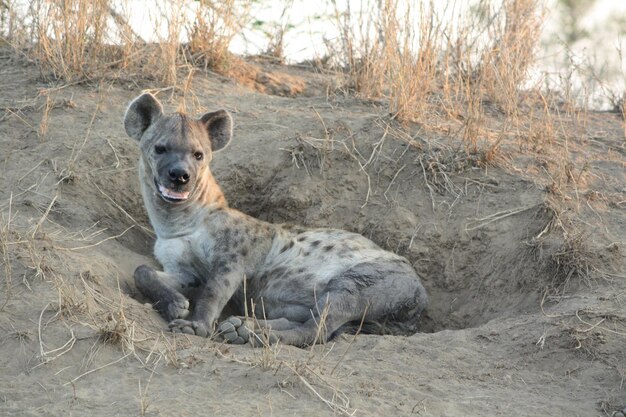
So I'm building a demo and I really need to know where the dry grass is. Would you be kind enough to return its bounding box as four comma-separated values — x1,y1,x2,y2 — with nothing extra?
0,0,584,165
1,0,250,86
205,284,357,414
258,0,294,63
328,0,549,157
33,0,111,81
0,195,15,311
386,1,441,124
187,0,250,73
480,0,544,115
529,197,613,293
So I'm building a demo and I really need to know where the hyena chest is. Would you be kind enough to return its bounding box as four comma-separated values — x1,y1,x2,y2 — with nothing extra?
154,233,221,282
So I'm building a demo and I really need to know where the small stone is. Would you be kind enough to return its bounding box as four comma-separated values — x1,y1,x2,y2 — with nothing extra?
613,412,625,417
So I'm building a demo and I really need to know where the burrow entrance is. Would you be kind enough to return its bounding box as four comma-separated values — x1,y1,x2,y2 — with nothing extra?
212,144,563,333
91,134,566,334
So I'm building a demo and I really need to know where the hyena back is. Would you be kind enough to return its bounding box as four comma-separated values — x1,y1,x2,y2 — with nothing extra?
124,93,428,347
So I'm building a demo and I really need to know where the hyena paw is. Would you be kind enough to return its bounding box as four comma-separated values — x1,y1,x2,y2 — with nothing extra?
162,294,190,321
168,319,210,337
216,317,277,346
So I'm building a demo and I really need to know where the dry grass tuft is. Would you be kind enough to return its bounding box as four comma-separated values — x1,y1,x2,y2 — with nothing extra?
480,0,545,115
386,2,440,124
99,307,130,346
531,198,610,292
33,0,111,81
187,0,250,74
550,232,593,287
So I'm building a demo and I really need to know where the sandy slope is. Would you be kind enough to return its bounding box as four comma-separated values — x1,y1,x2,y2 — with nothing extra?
0,53,624,416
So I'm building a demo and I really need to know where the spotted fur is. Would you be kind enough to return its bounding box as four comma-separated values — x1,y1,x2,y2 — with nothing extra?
124,93,428,347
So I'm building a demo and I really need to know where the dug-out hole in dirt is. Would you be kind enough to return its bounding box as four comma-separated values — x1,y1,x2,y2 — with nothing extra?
218,157,562,335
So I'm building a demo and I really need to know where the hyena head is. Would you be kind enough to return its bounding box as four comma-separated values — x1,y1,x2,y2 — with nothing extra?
123,93,232,204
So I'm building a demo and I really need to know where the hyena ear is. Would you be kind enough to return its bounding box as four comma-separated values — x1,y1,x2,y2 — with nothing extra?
200,110,233,152
124,93,163,141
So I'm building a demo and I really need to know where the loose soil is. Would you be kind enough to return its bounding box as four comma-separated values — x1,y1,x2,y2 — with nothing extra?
0,51,624,416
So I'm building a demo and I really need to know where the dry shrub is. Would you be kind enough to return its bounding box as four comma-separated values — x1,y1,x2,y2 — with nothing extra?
187,0,250,74
525,91,557,148
330,0,378,96
1,0,250,85
480,0,545,115
32,0,112,81
329,0,546,154
534,198,602,292
387,2,440,123
551,234,597,288
154,0,186,85
258,0,294,63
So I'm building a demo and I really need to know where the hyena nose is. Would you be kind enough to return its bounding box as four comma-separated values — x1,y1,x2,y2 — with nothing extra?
168,167,190,184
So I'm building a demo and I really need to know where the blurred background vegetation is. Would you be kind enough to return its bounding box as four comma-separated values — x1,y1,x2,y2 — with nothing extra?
0,0,624,113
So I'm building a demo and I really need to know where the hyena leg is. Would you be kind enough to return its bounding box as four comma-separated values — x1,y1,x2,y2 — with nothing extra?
266,312,351,347
252,317,299,331
217,317,299,345
169,269,244,338
134,265,190,322
218,294,359,347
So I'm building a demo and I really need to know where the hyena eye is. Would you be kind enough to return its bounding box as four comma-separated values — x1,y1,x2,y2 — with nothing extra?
194,151,204,161
155,145,166,154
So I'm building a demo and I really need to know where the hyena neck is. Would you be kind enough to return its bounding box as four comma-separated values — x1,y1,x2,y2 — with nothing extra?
194,171,228,209
143,188,223,239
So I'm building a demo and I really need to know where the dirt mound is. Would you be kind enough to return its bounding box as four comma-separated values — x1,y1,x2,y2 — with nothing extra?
224,56,337,97
219,136,554,333
1,57,625,416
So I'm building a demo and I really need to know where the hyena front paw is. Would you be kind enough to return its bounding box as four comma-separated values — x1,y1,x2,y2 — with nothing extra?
134,265,190,321
168,319,210,337
216,317,277,346
161,294,190,322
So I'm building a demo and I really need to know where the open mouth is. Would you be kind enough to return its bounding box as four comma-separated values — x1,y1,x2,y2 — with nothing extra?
154,178,191,203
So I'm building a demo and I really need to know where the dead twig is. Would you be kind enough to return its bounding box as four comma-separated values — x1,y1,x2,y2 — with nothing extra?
465,205,538,231
61,226,134,251
63,352,132,385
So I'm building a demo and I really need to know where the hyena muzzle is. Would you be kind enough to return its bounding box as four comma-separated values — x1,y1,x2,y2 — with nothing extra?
124,93,428,347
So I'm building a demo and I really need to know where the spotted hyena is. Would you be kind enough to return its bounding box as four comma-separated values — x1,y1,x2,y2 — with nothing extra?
124,93,428,347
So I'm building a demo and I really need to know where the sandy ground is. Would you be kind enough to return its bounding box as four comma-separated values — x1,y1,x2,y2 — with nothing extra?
0,51,625,416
